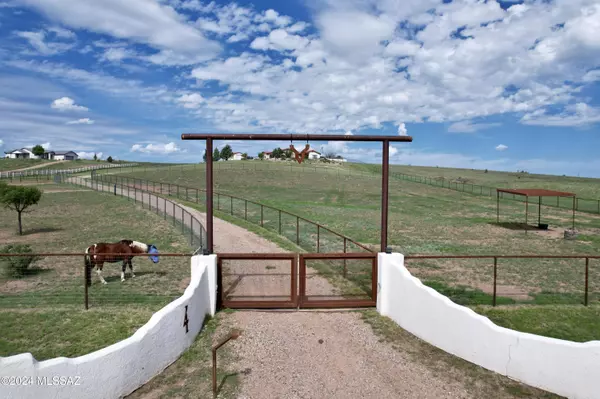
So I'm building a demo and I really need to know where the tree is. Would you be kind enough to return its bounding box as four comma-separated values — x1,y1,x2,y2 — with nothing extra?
1,185,43,235
272,147,284,159
220,145,233,161
213,147,221,162
283,149,292,159
93,153,98,161
32,145,45,158
203,150,207,162
324,151,337,159
258,152,264,160
106,156,113,163
242,153,248,160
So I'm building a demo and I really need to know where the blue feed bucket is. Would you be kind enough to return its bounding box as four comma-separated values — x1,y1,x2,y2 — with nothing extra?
148,246,160,263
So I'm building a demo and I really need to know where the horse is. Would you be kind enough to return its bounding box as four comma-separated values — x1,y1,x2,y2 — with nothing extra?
84,240,159,285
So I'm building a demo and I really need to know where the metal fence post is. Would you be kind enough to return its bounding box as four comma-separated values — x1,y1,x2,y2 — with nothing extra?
84,264,89,310
343,238,347,278
245,200,247,220
585,258,589,306
296,216,299,245
493,257,497,307
261,205,264,227
279,210,282,235
317,225,320,253
230,196,233,215
173,202,175,226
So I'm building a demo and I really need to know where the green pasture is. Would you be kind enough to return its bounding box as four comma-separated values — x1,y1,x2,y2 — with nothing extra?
107,161,600,341
0,184,192,359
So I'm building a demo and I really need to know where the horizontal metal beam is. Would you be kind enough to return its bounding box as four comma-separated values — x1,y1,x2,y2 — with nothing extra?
181,133,413,142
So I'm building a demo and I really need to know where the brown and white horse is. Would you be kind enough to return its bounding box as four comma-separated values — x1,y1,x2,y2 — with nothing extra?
84,240,158,285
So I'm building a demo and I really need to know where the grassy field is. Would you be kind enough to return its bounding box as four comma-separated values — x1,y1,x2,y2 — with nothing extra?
0,183,192,359
107,161,600,341
350,163,600,200
0,158,46,171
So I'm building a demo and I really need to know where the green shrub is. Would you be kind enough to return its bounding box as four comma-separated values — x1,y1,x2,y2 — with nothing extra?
0,244,41,277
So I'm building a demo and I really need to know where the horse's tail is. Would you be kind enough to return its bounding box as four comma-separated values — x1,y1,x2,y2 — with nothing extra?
84,246,93,287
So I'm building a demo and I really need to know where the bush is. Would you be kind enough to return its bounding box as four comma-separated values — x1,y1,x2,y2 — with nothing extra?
0,244,41,277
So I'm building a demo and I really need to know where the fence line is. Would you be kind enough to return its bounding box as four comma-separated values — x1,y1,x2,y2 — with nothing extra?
405,255,597,307
97,161,600,216
91,174,374,255
0,163,139,180
65,176,207,253
391,172,600,216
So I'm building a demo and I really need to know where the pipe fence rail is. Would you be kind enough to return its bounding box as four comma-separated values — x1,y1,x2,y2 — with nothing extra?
64,176,208,253
91,174,374,256
405,255,600,307
0,162,139,180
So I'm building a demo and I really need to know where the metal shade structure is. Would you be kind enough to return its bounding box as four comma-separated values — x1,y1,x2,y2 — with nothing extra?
496,188,576,232
181,133,413,253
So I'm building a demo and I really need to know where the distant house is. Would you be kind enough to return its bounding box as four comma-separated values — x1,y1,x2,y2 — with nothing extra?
262,151,272,160
328,156,347,163
307,149,321,160
4,148,79,161
43,151,79,161
4,148,36,159
230,152,243,161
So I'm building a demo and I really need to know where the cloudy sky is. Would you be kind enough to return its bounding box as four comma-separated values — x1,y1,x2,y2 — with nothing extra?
0,0,599,176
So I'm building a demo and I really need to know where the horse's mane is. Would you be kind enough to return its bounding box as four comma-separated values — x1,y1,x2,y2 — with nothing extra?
119,239,134,245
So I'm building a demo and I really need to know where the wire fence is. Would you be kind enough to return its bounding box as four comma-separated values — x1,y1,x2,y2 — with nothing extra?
392,172,600,215
0,162,139,180
0,253,193,310
405,255,600,307
94,161,600,216
64,176,208,253
90,173,374,255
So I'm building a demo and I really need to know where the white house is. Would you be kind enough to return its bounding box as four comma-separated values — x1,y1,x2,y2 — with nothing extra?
4,148,36,159
230,152,243,161
307,149,321,160
43,151,79,161
262,151,272,160
4,148,79,161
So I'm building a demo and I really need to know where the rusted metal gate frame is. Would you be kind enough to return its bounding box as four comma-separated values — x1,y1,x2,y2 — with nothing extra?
217,253,298,309
217,252,377,309
299,252,377,308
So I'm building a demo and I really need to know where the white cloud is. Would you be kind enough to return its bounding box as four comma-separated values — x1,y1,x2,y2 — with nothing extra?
448,121,501,133
496,144,508,152
261,9,291,27
344,131,353,136
18,0,221,65
131,142,182,154
14,29,75,55
78,151,103,160
51,97,88,112
177,93,204,109
521,103,600,127
66,118,94,125
397,123,407,136
0,139,4,147
47,26,75,39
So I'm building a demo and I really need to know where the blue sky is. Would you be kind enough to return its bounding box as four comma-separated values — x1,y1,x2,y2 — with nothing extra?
1,0,600,176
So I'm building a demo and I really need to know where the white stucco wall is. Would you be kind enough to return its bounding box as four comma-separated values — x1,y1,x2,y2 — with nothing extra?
0,254,217,399
377,253,600,399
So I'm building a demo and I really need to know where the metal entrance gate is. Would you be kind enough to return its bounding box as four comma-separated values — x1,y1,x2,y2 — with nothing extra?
217,253,377,309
